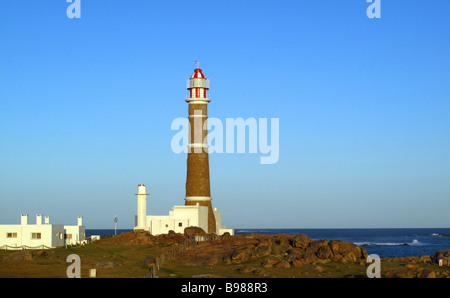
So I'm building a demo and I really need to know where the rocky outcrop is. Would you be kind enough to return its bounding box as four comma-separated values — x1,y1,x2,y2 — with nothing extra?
97,231,187,245
172,233,368,267
184,227,207,237
383,249,450,266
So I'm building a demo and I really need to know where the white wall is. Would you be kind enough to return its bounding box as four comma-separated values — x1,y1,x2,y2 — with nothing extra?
0,215,85,248
142,205,233,236
64,225,86,245
146,205,209,235
0,224,65,248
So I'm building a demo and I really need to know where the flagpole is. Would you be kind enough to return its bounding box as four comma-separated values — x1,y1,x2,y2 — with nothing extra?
114,214,117,236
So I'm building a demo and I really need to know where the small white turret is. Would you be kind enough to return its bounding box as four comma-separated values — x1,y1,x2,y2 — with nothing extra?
36,214,43,225
135,184,149,230
21,214,28,225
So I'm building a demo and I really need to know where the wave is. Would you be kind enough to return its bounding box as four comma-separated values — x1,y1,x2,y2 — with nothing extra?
356,239,426,246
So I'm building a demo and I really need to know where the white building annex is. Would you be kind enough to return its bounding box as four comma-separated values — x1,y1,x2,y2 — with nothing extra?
134,184,233,236
0,214,86,250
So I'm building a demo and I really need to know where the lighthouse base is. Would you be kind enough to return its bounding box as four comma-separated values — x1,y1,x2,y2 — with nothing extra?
185,197,216,234
141,204,233,236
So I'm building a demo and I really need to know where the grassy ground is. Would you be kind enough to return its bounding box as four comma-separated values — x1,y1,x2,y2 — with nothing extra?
158,258,368,278
0,243,166,278
0,242,448,278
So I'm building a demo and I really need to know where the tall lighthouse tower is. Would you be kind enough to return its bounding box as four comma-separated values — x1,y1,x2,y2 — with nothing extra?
185,63,216,233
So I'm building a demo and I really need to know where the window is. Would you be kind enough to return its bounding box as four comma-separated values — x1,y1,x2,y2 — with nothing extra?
65,234,72,239
7,232,17,238
31,233,41,239
165,224,169,228
178,222,183,227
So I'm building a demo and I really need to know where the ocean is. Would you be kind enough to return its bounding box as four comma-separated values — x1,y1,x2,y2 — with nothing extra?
86,228,450,258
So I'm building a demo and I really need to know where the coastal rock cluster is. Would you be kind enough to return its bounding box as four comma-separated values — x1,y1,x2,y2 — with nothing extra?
172,233,369,268
382,250,450,278
96,230,186,246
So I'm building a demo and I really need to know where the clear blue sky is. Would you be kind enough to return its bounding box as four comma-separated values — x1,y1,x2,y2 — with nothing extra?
1,1,449,229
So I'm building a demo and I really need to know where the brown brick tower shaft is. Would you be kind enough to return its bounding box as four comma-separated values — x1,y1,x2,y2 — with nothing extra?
185,66,216,234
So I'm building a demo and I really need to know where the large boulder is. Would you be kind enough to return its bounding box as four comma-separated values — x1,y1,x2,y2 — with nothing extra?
329,240,355,255
262,256,281,268
316,245,333,259
419,255,433,264
291,234,311,249
303,253,319,264
274,260,291,269
435,249,450,265
306,239,329,254
184,226,207,237
329,240,367,261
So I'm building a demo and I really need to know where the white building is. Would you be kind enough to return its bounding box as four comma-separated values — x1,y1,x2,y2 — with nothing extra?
134,184,234,236
64,216,86,245
0,214,86,249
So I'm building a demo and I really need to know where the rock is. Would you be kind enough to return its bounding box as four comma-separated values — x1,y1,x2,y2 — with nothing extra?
292,234,311,249
306,239,328,254
330,240,354,255
222,232,231,239
316,245,333,259
314,265,324,272
419,255,432,264
254,244,271,258
435,250,450,265
427,271,436,278
272,234,291,247
184,227,207,237
262,256,280,268
252,268,270,277
382,268,395,278
292,260,304,268
274,260,291,269
3,251,33,261
237,266,256,274
230,246,252,264
287,248,305,260
303,253,319,264
96,231,188,245
343,252,357,263
395,269,414,278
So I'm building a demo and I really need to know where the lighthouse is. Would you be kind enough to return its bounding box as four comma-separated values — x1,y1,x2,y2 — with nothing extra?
184,63,216,234
132,64,233,236
135,184,148,231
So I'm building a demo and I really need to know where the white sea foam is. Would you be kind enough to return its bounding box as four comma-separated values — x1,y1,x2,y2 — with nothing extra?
410,239,424,246
356,239,425,246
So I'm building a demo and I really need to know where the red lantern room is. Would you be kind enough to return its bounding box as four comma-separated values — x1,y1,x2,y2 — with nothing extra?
187,61,210,100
